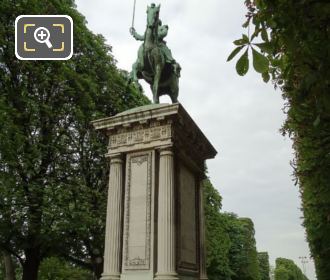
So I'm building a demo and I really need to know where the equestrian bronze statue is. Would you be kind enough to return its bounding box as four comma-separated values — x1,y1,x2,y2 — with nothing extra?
129,3,181,104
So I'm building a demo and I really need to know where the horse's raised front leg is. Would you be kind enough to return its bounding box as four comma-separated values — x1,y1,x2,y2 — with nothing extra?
131,62,139,82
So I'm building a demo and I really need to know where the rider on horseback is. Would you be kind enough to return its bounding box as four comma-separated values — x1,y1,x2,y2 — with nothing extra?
129,3,180,103
129,10,181,82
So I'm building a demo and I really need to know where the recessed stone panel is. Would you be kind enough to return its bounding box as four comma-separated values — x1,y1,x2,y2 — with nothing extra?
123,152,152,270
179,163,197,270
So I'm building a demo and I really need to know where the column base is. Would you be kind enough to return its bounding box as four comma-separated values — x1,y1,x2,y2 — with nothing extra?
200,277,208,280
100,273,121,280
154,272,179,280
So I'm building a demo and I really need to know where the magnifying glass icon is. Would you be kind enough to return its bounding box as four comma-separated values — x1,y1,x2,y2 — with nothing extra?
34,27,53,48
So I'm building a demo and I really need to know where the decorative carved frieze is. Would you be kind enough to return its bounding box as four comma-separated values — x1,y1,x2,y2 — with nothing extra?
109,123,172,149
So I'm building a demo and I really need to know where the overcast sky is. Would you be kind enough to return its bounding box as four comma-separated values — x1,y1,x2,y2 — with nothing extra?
75,0,316,278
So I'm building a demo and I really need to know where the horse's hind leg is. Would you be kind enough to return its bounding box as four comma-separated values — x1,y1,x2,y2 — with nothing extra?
171,94,178,103
170,77,179,103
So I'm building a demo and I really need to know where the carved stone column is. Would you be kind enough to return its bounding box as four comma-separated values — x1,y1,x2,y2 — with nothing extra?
155,147,178,280
199,181,208,280
101,154,124,280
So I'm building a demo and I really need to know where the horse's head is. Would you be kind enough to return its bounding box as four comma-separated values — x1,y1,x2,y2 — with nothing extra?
147,3,160,29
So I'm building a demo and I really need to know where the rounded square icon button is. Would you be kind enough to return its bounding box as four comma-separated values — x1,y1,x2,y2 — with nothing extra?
15,15,73,60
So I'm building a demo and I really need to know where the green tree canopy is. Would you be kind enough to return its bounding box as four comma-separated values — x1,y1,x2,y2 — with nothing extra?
258,252,270,280
38,257,92,280
234,218,260,280
274,258,308,280
0,0,148,279
204,179,232,280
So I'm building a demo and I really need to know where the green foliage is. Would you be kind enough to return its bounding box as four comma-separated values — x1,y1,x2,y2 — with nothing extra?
274,258,308,280
235,49,249,76
274,267,289,280
251,48,268,74
0,0,149,279
38,257,92,280
225,214,247,279
230,1,330,278
204,179,232,280
227,32,269,77
258,252,270,280
227,46,245,62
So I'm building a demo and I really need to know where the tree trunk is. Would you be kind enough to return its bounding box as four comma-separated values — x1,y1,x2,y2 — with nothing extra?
22,248,41,280
3,252,16,280
92,258,103,280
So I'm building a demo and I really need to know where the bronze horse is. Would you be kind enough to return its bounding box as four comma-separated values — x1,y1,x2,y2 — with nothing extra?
129,4,179,103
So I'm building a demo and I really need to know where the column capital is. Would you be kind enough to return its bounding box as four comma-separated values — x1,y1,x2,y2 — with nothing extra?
108,153,124,164
159,145,174,157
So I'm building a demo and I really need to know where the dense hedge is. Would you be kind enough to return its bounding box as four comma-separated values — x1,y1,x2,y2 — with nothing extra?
229,1,330,278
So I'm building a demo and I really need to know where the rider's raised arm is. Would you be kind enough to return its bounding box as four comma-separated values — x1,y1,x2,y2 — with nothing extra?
134,32,144,41
130,27,144,41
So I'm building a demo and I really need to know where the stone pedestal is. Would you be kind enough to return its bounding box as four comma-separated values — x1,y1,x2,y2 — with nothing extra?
92,103,217,280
